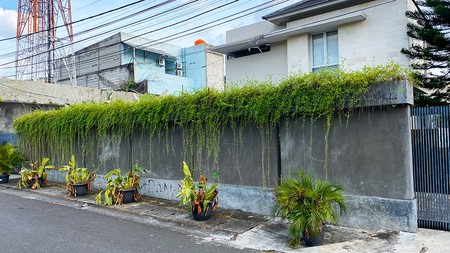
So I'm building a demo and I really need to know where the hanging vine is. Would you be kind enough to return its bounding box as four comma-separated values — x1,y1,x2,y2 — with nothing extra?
13,63,409,179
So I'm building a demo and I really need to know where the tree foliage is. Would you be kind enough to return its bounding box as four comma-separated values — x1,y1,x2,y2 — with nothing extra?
401,0,450,105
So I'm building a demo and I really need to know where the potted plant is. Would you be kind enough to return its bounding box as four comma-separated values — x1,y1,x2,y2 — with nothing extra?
272,171,347,247
176,161,219,221
59,155,96,197
18,158,55,189
95,163,145,205
0,143,26,184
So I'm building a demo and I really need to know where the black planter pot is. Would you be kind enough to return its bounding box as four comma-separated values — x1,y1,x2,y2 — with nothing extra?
0,174,10,184
71,183,88,197
192,201,214,221
302,228,325,247
27,177,44,188
120,188,136,204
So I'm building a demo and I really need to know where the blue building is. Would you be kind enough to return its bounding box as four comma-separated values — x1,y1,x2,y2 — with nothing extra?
56,32,224,95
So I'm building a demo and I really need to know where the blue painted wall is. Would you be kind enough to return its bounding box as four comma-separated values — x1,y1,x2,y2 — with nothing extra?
184,44,207,91
0,133,16,145
121,43,207,95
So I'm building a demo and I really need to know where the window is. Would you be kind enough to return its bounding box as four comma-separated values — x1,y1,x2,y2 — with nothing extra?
312,31,339,72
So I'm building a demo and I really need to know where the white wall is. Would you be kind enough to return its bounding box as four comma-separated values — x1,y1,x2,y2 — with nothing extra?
226,41,287,84
338,0,410,69
206,50,225,91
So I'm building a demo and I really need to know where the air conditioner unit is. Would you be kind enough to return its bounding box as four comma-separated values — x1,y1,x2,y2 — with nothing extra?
176,62,182,69
176,70,183,77
158,58,165,66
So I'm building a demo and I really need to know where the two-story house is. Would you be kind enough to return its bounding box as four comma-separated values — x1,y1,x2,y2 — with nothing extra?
56,32,224,95
212,0,418,84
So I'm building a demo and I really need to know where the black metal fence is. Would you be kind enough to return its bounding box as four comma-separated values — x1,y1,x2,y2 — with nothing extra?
411,105,450,231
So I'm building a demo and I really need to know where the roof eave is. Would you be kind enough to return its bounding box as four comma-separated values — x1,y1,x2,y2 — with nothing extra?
263,0,373,25
212,11,366,54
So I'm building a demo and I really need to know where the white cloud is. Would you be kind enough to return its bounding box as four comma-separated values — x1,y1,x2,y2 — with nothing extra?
0,8,16,39
0,8,17,79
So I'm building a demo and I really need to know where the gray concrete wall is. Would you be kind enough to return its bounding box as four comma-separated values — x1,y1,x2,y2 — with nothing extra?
0,79,140,145
30,80,417,232
0,102,59,144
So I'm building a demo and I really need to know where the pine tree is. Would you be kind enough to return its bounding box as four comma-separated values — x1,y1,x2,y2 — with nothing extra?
401,0,450,105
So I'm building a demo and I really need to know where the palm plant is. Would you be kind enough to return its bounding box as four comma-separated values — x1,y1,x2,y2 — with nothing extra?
273,171,347,247
0,143,26,175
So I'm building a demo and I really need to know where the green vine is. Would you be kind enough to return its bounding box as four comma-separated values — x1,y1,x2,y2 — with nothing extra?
13,63,408,179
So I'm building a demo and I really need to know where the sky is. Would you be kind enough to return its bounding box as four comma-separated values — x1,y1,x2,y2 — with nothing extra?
0,0,295,78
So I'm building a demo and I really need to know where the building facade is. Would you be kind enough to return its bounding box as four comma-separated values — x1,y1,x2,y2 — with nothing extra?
213,0,418,84
56,32,224,95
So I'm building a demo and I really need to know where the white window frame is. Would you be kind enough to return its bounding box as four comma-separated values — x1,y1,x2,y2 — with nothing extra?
311,30,339,72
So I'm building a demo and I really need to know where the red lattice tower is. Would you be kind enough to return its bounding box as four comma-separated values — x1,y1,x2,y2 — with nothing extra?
16,0,76,84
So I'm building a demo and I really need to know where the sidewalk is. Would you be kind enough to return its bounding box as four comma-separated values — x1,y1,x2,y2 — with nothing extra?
1,177,449,252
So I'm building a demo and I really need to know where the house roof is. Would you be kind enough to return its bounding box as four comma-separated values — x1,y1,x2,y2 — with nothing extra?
75,32,178,59
119,32,178,59
263,0,373,25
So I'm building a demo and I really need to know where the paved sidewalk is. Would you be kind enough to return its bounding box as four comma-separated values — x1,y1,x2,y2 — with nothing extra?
1,178,449,252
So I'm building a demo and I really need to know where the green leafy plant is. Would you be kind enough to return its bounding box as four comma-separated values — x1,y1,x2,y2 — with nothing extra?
95,163,146,205
177,161,219,216
0,143,26,175
18,158,55,189
59,155,96,196
13,63,409,180
272,171,347,247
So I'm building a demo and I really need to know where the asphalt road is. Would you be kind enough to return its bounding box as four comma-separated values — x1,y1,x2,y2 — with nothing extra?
0,191,252,253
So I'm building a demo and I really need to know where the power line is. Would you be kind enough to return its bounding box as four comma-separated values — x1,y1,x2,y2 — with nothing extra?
0,0,288,78
0,0,179,66
0,0,151,42
0,0,220,69
0,0,290,78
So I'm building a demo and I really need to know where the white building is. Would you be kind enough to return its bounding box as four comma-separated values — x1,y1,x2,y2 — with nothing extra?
213,0,418,84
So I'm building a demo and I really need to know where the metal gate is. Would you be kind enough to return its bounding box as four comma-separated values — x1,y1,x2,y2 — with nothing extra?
411,105,450,231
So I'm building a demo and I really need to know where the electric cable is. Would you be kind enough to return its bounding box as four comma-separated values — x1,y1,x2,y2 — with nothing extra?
0,0,290,78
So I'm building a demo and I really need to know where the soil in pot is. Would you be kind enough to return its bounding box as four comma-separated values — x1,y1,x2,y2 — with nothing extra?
71,183,88,197
120,188,136,204
0,174,10,184
192,201,214,221
27,177,44,188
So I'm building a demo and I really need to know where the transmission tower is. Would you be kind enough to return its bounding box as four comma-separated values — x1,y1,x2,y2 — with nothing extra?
16,0,76,85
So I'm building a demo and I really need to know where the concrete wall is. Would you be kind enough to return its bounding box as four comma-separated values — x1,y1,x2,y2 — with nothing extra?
42,80,417,232
0,102,59,144
59,65,133,89
0,79,140,144
206,49,225,91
